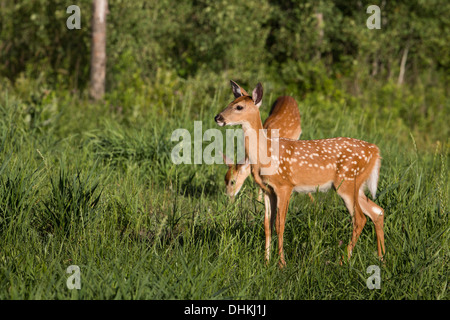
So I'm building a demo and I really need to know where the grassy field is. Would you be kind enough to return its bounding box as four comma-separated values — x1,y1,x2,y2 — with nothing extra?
0,80,448,300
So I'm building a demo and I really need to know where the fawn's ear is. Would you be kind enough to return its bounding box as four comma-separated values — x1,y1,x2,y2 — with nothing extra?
242,157,250,170
230,80,249,98
252,82,263,108
220,151,233,167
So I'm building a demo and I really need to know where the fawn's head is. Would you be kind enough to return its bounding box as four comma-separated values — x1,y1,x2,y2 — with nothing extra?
222,154,251,198
215,80,263,129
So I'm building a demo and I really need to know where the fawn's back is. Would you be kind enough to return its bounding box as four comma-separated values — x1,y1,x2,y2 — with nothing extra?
265,137,380,194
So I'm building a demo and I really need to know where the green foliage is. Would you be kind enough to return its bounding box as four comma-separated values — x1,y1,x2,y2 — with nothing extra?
0,81,448,299
0,162,40,236
40,163,102,236
0,0,91,89
2,0,449,93
0,0,448,301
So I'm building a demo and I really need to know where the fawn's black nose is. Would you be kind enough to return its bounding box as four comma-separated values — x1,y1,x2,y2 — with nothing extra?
215,114,225,125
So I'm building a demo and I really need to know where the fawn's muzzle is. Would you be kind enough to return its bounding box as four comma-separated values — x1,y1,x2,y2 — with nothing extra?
215,114,225,126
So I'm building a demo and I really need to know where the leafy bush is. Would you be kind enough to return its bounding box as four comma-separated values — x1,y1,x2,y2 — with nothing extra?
0,162,40,235
40,164,102,236
2,0,449,94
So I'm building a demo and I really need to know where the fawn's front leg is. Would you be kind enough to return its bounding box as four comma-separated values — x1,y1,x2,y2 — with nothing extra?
274,187,293,268
263,191,277,263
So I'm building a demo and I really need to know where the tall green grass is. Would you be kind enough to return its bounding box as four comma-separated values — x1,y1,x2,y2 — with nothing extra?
0,83,448,300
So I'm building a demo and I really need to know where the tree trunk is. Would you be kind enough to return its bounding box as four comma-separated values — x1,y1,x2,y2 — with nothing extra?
315,12,324,60
371,55,378,77
398,45,409,86
89,0,108,101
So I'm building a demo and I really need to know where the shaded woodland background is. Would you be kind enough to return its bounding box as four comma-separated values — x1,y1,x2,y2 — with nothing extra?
1,1,448,135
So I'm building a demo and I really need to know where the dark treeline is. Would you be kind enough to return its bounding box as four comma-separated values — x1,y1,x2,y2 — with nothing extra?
1,0,449,92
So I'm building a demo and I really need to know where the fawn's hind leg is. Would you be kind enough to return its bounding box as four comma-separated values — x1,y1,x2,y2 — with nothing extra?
358,190,385,258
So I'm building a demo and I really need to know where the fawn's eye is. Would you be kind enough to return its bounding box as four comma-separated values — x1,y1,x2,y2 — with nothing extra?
231,180,236,185
236,105,244,111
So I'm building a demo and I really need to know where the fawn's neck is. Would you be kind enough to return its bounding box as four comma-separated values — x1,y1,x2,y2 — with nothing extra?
242,116,269,167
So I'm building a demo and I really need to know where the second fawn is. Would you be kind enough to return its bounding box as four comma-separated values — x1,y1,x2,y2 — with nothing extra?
215,81,385,267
